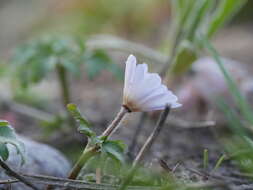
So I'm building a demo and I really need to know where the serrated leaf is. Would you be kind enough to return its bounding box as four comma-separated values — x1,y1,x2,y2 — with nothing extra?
67,104,95,138
102,140,126,163
0,120,25,164
10,35,85,88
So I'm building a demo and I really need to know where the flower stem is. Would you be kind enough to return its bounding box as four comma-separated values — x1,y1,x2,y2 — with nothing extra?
68,146,99,179
65,107,127,183
133,105,171,167
128,112,148,158
46,107,128,190
101,106,128,137
118,105,171,190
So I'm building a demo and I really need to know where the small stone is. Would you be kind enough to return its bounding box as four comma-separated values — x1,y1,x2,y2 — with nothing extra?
0,137,71,190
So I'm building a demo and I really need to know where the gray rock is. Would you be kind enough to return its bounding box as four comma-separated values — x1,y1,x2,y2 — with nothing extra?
0,137,71,190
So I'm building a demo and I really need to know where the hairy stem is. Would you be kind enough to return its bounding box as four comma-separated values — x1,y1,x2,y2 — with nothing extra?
102,106,128,137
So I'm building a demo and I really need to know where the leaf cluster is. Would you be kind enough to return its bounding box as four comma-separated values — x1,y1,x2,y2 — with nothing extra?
67,104,126,164
0,120,25,164
10,35,123,88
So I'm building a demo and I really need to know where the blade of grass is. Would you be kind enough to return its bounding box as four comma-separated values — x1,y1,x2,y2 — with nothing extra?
208,0,247,37
213,154,226,171
201,35,253,125
203,149,209,169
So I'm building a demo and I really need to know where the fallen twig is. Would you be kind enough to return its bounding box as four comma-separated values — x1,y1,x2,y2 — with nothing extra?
0,159,39,190
1,172,251,190
0,179,18,184
23,173,156,190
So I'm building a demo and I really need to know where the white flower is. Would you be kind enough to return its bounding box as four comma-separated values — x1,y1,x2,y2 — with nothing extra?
123,55,181,112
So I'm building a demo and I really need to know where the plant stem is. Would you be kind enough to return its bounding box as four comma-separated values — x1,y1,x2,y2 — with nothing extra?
47,107,128,190
203,149,209,170
102,106,128,137
95,168,101,184
68,147,99,179
56,63,76,129
56,64,71,107
119,105,171,190
128,112,147,159
133,105,171,167
46,147,99,190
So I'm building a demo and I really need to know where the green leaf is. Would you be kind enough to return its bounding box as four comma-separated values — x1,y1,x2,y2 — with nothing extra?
0,120,25,164
10,35,85,88
0,143,9,161
208,0,247,37
185,0,214,41
172,0,197,28
0,120,9,127
102,140,126,163
67,104,95,137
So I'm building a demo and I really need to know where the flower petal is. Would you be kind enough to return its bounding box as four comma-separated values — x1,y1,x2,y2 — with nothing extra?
133,63,148,82
130,73,162,102
124,55,136,96
139,91,179,111
122,54,181,112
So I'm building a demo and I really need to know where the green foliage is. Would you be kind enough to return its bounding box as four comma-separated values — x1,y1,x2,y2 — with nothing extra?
10,35,123,88
213,154,226,171
208,0,247,37
0,120,25,164
202,36,253,175
84,50,123,80
0,62,9,78
68,103,126,164
11,36,83,88
203,149,209,169
0,143,9,161
67,103,94,138
201,35,253,125
102,140,126,163
41,115,65,136
169,0,247,76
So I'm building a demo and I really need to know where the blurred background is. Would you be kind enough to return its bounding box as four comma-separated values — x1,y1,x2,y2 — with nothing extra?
1,0,253,188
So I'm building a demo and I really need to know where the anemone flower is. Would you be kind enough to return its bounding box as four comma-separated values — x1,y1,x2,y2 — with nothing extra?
123,54,181,112
102,55,181,137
